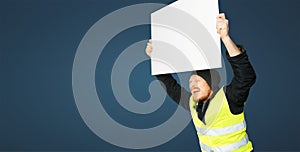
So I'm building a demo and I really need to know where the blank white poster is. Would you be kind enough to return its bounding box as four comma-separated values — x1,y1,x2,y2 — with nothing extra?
151,0,221,75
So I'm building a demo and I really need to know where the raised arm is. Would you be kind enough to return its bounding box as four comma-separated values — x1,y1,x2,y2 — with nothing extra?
217,13,257,114
145,40,191,111
217,13,242,57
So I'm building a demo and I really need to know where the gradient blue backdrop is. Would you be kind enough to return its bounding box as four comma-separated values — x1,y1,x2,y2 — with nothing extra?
1,0,299,151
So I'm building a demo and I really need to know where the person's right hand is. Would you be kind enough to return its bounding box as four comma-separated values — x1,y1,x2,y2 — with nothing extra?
145,40,152,57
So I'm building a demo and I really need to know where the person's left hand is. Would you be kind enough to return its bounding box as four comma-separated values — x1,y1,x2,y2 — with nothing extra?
216,13,229,39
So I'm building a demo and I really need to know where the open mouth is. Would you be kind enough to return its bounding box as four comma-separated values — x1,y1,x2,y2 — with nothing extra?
192,89,200,94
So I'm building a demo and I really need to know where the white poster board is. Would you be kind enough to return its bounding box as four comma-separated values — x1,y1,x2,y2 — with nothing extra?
151,0,221,75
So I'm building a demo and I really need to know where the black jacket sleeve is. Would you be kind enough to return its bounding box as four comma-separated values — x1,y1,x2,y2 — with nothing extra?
155,74,191,111
225,45,256,114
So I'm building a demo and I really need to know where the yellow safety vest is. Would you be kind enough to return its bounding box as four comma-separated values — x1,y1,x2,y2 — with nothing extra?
189,86,253,152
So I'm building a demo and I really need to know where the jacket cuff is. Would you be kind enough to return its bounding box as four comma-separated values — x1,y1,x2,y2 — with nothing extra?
226,44,248,62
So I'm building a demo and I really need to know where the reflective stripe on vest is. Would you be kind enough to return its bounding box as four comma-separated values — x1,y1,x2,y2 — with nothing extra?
200,134,249,152
196,120,247,136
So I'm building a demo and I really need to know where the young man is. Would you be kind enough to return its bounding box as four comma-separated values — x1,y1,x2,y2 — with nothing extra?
146,13,256,151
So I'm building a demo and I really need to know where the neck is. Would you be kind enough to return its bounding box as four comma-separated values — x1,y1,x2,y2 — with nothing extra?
204,90,214,103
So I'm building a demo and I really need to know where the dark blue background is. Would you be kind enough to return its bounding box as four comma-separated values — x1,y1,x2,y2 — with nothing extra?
1,0,299,151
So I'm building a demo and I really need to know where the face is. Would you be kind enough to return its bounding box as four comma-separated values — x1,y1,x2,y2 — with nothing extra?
189,74,212,102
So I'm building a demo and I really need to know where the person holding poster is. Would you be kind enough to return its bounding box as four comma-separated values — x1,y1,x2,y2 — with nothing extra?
145,13,256,152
